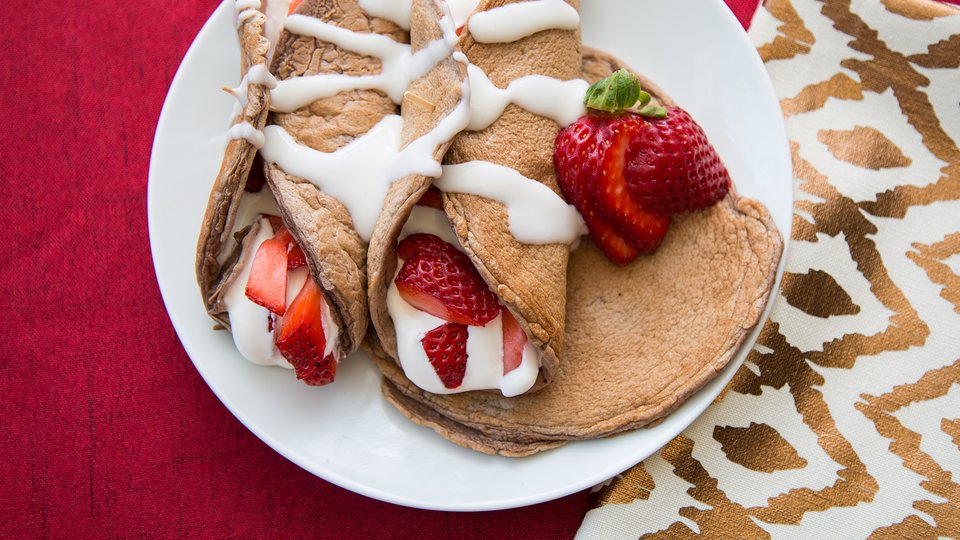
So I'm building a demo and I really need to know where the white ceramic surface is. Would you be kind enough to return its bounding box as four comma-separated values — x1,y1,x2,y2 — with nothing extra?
148,0,792,511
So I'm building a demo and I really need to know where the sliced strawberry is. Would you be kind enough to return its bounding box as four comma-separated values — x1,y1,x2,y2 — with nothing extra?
276,278,336,386
295,353,337,386
287,245,307,269
417,187,444,210
395,236,501,326
624,107,731,215
421,322,468,389
501,308,526,375
396,233,449,260
287,0,304,15
591,116,671,254
555,116,643,264
245,235,288,315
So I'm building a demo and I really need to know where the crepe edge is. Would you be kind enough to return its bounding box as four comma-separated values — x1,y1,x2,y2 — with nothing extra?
195,9,271,330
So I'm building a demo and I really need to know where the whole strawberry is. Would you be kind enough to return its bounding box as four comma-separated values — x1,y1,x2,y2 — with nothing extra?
554,69,731,265
624,107,730,215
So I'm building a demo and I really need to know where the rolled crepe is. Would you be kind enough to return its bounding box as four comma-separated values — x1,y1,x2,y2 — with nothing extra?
374,49,784,456
261,0,413,357
196,6,273,328
367,0,582,390
199,0,459,362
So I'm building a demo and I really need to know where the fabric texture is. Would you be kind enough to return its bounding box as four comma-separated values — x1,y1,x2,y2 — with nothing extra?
577,0,960,538
1,0,956,539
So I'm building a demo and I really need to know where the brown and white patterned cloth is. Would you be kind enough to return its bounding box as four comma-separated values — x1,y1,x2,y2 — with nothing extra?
577,0,960,537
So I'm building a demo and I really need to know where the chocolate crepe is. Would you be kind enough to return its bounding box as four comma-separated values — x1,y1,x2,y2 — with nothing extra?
368,0,582,389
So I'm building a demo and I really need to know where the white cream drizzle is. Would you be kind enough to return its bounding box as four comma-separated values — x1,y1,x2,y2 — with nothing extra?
261,78,471,241
228,121,266,148
388,207,541,396
447,0,482,28
263,0,292,61
358,0,412,30
224,216,341,367
247,63,279,88
226,64,277,122
467,0,579,43
436,161,586,245
464,62,588,131
269,14,457,112
237,8,260,25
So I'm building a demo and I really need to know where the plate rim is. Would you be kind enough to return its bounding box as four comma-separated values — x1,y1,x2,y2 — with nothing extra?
148,0,792,511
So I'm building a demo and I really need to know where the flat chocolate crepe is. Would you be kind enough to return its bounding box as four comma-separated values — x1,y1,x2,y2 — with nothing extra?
375,49,784,456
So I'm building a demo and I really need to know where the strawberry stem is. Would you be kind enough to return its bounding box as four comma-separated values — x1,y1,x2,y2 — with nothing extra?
638,105,667,118
584,69,668,118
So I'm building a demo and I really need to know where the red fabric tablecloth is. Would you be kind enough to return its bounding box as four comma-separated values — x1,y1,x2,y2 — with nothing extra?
0,1,804,538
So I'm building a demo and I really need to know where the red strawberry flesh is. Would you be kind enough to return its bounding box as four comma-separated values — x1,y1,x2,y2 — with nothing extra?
244,154,268,193
395,235,501,326
416,187,444,210
245,235,288,315
287,245,307,269
276,278,335,386
555,116,646,264
501,308,526,375
624,107,730,215
396,233,449,261
591,115,671,254
421,322,468,389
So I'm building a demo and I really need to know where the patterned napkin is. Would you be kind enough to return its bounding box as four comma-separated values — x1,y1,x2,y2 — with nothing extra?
577,0,960,537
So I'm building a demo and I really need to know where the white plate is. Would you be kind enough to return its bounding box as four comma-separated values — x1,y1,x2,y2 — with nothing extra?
149,0,792,511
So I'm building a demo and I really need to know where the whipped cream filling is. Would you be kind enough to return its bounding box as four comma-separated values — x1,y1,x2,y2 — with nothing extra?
388,206,541,396
216,188,279,266
223,216,339,368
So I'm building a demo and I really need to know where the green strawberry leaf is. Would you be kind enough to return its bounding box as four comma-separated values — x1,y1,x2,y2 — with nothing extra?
638,105,668,118
584,69,641,113
584,70,668,119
